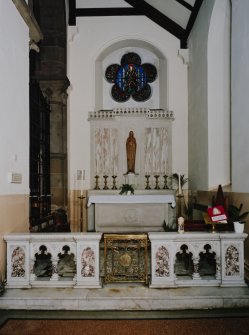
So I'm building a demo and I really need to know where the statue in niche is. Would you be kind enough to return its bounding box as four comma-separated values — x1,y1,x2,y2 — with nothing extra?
126,131,136,173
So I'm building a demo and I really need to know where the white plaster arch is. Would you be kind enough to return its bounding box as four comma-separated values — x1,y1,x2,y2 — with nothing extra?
94,38,168,111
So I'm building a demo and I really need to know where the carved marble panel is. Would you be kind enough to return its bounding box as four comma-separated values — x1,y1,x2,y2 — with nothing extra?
225,244,240,276
75,233,102,288
95,127,118,175
11,246,26,278
5,240,30,288
144,127,169,174
81,247,95,277
155,245,170,277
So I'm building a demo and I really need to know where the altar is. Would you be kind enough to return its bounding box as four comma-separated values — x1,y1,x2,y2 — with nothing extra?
87,190,176,232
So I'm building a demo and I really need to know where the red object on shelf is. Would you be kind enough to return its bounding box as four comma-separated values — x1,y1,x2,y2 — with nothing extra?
207,205,227,223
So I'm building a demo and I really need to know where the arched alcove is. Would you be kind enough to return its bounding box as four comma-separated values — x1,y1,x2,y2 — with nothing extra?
95,39,167,111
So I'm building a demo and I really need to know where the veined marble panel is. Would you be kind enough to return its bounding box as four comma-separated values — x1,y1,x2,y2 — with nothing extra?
89,109,173,189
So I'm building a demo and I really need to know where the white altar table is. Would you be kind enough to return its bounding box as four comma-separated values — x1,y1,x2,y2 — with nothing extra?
87,191,176,232
87,194,176,207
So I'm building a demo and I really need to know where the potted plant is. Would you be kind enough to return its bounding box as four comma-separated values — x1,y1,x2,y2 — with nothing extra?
119,184,134,195
0,273,6,297
228,204,249,233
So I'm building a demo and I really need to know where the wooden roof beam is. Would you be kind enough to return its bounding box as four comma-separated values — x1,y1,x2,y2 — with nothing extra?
75,7,142,17
124,0,185,42
175,0,193,11
182,0,204,48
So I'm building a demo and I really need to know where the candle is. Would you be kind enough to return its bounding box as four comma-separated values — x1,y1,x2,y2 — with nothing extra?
178,173,182,195
96,159,98,175
81,170,84,196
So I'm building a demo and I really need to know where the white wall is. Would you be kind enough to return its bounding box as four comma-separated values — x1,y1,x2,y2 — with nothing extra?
188,0,230,191
188,0,215,191
0,1,29,196
207,0,231,189
67,15,188,190
0,0,30,278
231,0,249,192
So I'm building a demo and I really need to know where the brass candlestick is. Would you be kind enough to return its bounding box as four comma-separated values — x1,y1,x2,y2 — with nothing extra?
103,175,109,190
112,175,117,190
78,195,85,232
154,175,160,189
94,175,100,190
163,174,168,189
145,175,151,190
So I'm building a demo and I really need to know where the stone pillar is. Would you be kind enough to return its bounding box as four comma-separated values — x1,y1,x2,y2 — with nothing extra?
40,80,69,210
31,0,68,211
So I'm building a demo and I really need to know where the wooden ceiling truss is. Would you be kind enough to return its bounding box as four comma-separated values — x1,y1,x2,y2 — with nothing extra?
68,0,203,48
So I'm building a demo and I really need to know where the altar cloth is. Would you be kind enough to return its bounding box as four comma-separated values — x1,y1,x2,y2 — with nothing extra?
87,194,176,208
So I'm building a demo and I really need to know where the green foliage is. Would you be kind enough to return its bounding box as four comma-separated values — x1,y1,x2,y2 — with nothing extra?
119,184,134,195
228,203,249,222
163,220,177,232
172,173,188,187
0,279,6,297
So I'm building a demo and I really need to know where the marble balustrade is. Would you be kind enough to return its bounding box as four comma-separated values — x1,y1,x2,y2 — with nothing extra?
4,232,248,289
4,233,102,289
149,232,248,288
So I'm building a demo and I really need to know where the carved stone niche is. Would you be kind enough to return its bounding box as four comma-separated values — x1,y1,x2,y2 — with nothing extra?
88,108,174,190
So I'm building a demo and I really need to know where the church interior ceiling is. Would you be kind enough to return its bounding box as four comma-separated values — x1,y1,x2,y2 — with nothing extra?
69,0,204,48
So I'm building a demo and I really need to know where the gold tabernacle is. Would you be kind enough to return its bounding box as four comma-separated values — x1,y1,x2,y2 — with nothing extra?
104,233,148,284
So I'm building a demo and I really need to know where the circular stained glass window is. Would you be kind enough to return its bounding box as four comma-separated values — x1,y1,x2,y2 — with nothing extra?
105,52,157,102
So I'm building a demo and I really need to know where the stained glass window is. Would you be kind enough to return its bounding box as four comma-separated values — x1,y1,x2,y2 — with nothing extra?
105,52,157,102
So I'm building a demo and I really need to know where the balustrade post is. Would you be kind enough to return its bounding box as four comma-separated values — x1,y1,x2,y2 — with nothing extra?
192,257,201,280
29,257,37,282
50,257,59,281
215,256,221,280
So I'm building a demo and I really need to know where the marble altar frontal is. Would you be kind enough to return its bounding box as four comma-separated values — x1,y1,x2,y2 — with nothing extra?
87,191,176,232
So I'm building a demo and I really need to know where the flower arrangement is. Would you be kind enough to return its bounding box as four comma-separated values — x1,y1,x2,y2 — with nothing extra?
119,184,134,195
171,173,188,188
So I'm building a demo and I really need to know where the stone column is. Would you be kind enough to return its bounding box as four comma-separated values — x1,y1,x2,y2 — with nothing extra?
40,80,69,210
